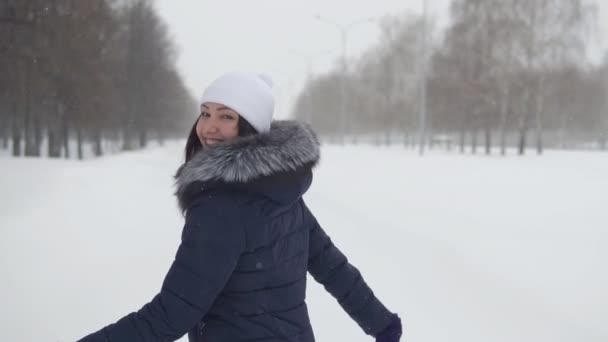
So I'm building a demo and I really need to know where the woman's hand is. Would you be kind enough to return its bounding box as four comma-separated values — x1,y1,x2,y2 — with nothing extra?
375,314,402,342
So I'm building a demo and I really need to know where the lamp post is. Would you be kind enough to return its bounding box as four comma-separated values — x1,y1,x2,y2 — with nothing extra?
314,14,378,144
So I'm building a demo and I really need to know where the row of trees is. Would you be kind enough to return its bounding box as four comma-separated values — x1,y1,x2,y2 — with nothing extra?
0,0,196,159
292,0,606,154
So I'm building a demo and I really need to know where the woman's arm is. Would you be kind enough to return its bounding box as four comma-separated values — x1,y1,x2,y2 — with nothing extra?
78,198,245,342
304,202,398,338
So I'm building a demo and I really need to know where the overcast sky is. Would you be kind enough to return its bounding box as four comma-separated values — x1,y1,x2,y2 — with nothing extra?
154,0,608,119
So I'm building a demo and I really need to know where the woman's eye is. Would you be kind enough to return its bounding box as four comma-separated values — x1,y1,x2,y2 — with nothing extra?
200,112,210,118
222,115,235,120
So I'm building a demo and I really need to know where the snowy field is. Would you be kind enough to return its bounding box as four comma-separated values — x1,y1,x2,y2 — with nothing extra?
1,142,607,342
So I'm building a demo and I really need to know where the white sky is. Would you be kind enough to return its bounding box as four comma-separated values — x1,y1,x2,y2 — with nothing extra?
154,0,608,119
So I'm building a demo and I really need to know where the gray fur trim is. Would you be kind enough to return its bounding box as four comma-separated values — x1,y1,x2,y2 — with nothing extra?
175,120,320,197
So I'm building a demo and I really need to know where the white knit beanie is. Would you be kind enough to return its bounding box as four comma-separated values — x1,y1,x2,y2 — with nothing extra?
200,71,275,133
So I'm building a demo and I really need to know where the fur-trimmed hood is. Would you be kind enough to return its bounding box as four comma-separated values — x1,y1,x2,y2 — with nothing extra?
174,120,320,211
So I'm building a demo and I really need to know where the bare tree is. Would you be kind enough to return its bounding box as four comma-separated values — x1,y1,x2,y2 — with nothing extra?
510,0,596,154
293,13,424,144
1,0,194,159
431,0,597,155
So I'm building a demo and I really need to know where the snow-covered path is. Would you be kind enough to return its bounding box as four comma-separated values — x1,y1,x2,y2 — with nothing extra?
1,143,606,341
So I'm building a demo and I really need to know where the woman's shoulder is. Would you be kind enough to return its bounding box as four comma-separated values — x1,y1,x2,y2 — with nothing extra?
184,185,259,217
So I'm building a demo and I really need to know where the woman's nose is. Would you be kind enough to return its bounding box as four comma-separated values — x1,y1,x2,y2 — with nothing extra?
204,120,220,133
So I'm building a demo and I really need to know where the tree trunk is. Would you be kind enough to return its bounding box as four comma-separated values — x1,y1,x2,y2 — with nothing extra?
33,111,42,157
23,100,35,156
383,104,391,146
11,104,21,156
138,129,147,149
93,129,103,157
498,85,509,156
471,130,478,154
518,121,527,156
459,128,466,154
24,60,37,157
48,129,61,158
1,118,7,149
62,115,70,159
48,103,63,158
535,123,543,154
499,129,507,156
518,87,533,156
122,125,135,150
77,128,84,160
534,80,545,155
24,112,36,156
484,125,492,155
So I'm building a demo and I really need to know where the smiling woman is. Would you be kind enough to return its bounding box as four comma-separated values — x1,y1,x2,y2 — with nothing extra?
77,71,402,342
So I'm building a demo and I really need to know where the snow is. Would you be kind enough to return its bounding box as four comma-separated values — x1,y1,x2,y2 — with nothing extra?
1,143,607,341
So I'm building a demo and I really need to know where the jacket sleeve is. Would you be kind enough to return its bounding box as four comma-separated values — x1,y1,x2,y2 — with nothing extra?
78,199,245,342
305,203,395,337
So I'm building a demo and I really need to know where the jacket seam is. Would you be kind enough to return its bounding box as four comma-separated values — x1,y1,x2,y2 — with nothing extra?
242,226,308,256
220,275,307,295
233,250,307,274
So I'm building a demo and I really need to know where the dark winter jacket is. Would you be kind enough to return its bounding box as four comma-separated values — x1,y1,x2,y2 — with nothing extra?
78,120,396,342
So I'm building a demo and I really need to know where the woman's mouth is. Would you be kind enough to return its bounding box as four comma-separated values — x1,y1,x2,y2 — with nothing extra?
204,138,222,146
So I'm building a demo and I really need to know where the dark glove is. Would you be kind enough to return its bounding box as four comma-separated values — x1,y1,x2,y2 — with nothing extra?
375,314,402,342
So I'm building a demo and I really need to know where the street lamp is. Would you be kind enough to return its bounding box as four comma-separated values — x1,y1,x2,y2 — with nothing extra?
314,14,379,144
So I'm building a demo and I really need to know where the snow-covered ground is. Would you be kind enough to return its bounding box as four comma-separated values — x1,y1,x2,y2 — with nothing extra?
1,142,607,342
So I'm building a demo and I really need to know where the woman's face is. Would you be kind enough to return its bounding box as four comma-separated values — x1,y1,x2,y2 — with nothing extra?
197,102,240,148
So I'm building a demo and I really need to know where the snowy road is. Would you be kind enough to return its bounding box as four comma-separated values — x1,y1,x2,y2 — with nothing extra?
1,143,606,341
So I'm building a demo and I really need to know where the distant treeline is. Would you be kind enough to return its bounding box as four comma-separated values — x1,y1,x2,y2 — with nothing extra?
293,0,607,154
0,0,196,159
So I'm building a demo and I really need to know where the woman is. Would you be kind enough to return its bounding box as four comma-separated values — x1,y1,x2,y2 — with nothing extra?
79,71,402,342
